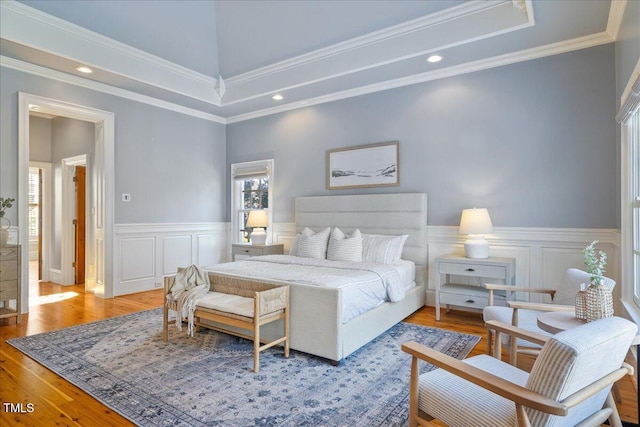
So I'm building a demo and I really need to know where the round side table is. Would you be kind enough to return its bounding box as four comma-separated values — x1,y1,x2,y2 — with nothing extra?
536,311,585,334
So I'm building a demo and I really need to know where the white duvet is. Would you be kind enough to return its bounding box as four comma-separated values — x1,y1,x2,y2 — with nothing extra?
206,255,415,323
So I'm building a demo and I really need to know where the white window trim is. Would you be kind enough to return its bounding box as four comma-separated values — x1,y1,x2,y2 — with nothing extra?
230,159,274,244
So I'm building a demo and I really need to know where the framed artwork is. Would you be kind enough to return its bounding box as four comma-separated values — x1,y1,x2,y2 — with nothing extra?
327,141,399,190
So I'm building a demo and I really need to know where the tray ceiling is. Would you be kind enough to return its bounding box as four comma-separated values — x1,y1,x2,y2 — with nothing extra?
0,0,620,123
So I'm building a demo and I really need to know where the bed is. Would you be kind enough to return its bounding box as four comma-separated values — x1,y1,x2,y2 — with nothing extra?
204,193,427,364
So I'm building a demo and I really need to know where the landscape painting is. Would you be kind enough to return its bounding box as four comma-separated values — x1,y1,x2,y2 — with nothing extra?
327,141,399,189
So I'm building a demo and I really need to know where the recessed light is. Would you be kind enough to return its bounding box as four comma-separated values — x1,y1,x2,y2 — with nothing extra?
75,66,93,74
272,94,284,101
427,55,443,63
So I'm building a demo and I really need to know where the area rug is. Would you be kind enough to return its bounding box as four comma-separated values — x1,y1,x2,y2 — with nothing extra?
8,308,480,426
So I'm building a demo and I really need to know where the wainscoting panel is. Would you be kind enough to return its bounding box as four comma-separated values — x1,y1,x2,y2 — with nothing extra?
114,223,229,296
162,236,192,276
120,237,155,283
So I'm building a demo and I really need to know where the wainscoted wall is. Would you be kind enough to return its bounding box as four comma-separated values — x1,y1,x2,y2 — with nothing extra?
271,223,622,313
114,223,229,296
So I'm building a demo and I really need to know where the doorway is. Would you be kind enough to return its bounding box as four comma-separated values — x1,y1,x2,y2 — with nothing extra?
18,93,115,314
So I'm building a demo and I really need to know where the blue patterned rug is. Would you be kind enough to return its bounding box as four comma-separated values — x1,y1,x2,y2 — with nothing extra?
8,308,479,426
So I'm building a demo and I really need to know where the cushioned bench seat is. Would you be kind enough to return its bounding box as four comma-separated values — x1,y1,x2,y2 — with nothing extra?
195,291,285,322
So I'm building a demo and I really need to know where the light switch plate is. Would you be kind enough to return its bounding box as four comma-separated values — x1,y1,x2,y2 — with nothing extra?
122,193,131,202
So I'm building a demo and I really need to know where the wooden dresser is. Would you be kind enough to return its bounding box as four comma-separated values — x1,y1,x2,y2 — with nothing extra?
0,244,21,324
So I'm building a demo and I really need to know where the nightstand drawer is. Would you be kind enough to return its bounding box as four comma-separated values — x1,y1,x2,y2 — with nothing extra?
438,262,506,279
233,246,267,257
0,260,18,281
440,291,489,309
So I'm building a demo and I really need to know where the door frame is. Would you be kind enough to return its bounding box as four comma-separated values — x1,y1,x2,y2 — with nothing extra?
61,155,86,285
18,93,115,311
28,161,52,283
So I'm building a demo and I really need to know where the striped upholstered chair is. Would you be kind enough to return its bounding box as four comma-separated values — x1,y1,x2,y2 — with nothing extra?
402,316,636,427
483,268,616,365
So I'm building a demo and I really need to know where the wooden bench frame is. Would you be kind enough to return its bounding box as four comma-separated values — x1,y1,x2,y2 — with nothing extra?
163,272,290,372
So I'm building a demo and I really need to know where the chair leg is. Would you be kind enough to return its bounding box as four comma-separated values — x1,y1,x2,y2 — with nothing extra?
163,305,168,341
604,392,623,427
409,356,419,427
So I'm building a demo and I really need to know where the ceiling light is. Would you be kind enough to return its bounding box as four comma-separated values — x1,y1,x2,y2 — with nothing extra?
427,55,443,63
272,94,284,101
75,66,93,74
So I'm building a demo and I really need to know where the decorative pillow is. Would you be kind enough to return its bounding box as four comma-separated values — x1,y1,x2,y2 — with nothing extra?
297,227,331,259
288,234,300,256
327,228,362,262
362,234,408,264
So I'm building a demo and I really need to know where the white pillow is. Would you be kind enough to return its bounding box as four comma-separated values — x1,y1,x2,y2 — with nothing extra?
327,228,362,262
297,227,331,259
288,234,300,256
362,234,408,264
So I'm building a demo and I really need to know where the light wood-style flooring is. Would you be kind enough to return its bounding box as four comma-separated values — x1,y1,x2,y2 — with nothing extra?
1,280,637,426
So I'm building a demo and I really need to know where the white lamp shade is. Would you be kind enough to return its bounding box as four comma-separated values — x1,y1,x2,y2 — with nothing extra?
246,210,269,228
459,208,493,259
459,208,493,235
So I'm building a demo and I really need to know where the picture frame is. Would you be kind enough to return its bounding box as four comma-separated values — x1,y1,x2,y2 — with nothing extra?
327,141,399,190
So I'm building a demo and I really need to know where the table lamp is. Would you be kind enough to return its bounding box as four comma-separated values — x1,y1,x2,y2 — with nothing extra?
247,210,268,245
459,208,493,258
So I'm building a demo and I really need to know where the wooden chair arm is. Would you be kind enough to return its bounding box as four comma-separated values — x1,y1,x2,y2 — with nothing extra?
484,320,549,346
561,366,631,408
483,284,555,295
401,341,568,416
507,301,574,312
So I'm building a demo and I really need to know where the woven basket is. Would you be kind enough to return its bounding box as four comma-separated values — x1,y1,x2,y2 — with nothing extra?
575,290,587,320
586,284,614,322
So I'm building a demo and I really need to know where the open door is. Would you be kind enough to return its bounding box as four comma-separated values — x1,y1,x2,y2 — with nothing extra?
74,166,86,285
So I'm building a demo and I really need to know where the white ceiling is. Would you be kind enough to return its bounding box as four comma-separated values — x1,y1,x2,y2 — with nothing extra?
0,0,622,123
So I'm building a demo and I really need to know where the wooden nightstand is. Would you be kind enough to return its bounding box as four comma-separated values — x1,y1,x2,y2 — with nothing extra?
231,243,284,261
435,254,515,320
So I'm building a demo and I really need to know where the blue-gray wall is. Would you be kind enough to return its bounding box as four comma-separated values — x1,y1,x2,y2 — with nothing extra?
226,44,617,228
0,67,227,226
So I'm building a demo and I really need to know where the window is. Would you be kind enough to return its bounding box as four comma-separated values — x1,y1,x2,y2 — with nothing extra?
231,160,273,243
619,69,640,307
631,110,640,305
28,168,40,239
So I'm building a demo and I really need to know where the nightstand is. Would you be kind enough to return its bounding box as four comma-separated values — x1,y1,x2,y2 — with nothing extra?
435,254,515,320
231,243,284,261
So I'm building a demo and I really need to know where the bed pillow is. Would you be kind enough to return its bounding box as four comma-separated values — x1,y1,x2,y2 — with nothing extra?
297,227,331,259
327,228,362,262
288,234,300,256
362,234,408,264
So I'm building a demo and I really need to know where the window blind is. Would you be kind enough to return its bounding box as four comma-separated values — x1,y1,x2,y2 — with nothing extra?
617,69,640,124
232,165,269,181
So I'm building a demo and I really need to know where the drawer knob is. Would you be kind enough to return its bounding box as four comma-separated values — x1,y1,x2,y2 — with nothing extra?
243,249,250,253
465,268,475,272
465,299,475,304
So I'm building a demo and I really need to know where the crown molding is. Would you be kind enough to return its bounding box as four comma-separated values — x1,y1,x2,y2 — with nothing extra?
0,55,226,124
0,0,222,106
226,31,613,124
606,0,627,40
226,1,517,88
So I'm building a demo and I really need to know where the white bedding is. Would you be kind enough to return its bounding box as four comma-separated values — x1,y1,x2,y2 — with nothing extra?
206,255,416,323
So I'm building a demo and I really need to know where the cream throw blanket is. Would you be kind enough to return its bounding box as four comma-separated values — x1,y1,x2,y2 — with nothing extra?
167,265,210,336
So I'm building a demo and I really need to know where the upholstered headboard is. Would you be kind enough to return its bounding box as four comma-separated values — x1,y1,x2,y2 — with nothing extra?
294,193,427,287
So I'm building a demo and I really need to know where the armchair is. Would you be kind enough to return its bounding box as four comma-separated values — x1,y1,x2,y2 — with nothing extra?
402,317,636,427
483,268,615,364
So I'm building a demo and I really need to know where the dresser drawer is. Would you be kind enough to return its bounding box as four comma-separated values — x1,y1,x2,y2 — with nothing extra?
438,262,506,279
0,247,18,261
0,260,18,281
440,291,489,309
0,281,18,299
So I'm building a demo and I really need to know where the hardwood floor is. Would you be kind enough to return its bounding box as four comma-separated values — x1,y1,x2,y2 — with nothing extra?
1,281,637,426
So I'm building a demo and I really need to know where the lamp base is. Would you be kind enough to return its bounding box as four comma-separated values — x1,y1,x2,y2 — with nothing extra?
250,228,267,245
464,237,489,259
